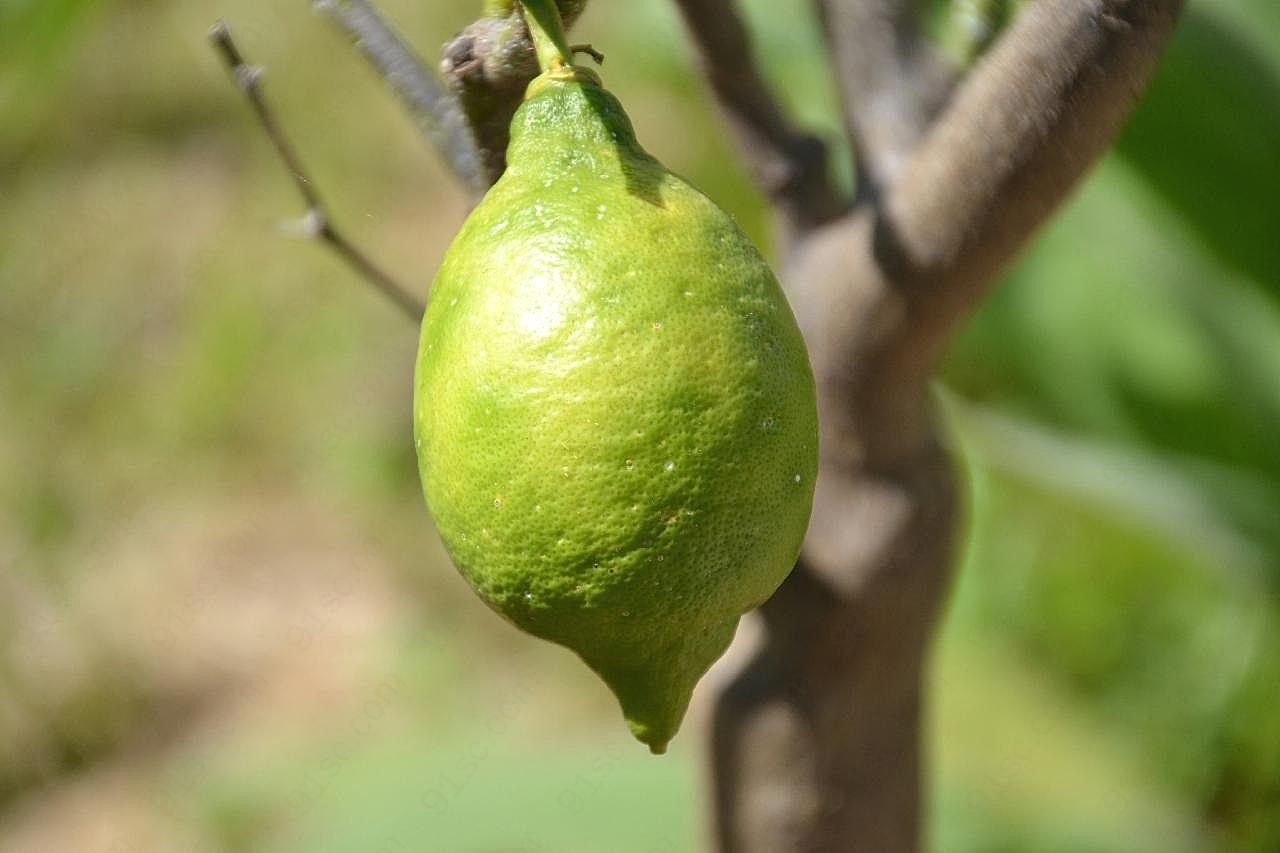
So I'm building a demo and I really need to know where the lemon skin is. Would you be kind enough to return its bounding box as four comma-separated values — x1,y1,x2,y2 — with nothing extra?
414,75,818,753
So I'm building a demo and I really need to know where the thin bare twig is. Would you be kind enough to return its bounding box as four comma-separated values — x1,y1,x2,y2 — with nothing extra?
672,0,846,240
313,0,488,196
815,0,952,201
209,22,425,320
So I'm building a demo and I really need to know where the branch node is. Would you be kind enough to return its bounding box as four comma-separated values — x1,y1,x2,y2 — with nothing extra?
277,209,329,240
237,64,264,90
210,21,424,320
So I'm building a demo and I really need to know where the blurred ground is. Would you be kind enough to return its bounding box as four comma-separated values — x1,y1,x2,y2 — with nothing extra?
1,1,1278,851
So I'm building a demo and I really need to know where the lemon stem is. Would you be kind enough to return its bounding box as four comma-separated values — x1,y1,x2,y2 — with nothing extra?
519,0,573,74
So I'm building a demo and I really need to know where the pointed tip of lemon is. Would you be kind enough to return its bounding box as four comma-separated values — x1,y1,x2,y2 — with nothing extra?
624,707,682,755
580,617,741,753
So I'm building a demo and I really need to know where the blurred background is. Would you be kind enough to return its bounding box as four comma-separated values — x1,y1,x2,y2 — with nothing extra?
1,0,1278,850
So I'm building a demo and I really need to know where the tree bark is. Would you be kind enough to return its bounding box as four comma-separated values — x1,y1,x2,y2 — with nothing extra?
699,2,1185,851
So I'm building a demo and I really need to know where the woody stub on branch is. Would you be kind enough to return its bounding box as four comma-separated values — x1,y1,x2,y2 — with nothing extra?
211,1,1184,850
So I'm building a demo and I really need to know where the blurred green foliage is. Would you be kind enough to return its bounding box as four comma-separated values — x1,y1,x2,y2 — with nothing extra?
0,1,1277,851
940,0,1280,848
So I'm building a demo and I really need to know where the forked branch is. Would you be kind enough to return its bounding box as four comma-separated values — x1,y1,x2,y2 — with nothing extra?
880,0,1186,379
210,22,424,319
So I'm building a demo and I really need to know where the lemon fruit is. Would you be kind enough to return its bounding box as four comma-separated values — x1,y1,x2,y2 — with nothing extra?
414,30,817,754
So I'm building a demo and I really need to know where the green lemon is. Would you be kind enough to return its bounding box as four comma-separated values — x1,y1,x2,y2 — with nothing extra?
414,66,818,753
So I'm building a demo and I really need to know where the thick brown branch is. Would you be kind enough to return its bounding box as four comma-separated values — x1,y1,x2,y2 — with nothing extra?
313,0,488,197
879,0,1185,384
816,0,952,199
210,22,424,320
705,445,956,852
672,0,846,240
706,4,1185,851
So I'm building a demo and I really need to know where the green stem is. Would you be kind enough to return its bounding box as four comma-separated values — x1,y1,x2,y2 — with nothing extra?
483,0,514,16
518,0,573,73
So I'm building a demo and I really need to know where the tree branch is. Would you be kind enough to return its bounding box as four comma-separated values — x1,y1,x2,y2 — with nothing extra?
706,3,1184,850
672,0,846,240
313,0,489,197
209,22,425,320
879,0,1186,384
816,0,952,200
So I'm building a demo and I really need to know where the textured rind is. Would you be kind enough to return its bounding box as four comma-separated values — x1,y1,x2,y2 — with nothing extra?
414,79,818,751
